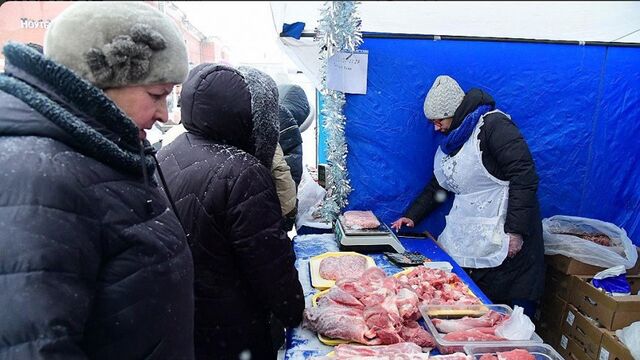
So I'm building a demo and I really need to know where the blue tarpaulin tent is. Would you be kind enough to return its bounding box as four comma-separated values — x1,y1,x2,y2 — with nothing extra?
271,2,640,246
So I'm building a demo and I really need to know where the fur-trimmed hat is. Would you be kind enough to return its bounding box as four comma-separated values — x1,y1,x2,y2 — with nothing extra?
423,75,465,120
44,1,188,89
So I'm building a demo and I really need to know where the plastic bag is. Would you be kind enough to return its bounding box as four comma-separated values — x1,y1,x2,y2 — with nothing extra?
295,166,331,230
495,306,535,340
542,215,638,269
591,265,632,296
615,322,640,360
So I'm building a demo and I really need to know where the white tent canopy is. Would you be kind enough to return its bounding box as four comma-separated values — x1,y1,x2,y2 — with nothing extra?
270,1,640,87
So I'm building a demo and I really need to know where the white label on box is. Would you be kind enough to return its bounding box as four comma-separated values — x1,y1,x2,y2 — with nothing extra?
599,347,610,360
566,311,575,325
560,335,568,349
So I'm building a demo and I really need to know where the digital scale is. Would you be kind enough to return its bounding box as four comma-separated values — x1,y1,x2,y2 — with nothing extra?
334,216,406,254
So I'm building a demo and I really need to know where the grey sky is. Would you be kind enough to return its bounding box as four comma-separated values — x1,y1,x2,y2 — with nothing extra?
172,1,295,66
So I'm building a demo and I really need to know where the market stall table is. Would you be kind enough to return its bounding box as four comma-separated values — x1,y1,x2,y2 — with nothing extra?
283,233,492,359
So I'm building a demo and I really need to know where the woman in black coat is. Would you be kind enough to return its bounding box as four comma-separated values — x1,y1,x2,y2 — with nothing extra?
157,64,305,360
0,3,194,358
392,76,545,315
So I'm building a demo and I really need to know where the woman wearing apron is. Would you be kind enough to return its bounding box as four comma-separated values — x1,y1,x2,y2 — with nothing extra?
391,75,545,316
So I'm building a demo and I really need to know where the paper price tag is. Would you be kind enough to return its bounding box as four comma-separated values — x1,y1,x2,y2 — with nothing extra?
560,335,568,349
327,50,368,94
599,347,610,360
566,311,575,325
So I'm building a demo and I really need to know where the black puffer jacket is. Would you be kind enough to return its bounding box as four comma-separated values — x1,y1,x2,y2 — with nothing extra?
157,64,304,360
0,43,194,359
277,84,309,188
404,89,545,302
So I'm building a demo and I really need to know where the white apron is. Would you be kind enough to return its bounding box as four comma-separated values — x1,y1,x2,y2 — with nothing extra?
433,110,510,269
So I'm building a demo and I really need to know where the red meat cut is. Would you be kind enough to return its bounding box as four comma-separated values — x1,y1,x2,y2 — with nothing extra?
319,255,368,281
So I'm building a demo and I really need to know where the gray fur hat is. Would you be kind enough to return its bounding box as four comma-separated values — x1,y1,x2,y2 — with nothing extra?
44,1,188,89
423,75,465,120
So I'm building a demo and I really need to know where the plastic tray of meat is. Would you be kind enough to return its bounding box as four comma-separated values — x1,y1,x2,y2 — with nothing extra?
311,289,352,346
419,304,543,354
394,267,483,317
310,251,377,290
463,344,564,360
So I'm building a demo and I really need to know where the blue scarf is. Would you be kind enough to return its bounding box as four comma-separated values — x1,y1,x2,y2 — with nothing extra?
440,104,493,155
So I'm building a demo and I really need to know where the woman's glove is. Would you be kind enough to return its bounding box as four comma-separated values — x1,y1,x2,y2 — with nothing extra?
507,233,523,258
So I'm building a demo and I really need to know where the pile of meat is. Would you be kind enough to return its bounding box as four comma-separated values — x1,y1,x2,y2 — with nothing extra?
311,342,472,359
342,210,381,229
478,349,536,360
395,266,481,306
320,255,369,281
304,267,435,347
555,231,612,246
430,310,510,353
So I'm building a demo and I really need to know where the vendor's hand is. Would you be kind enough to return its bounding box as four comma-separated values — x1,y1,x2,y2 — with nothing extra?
391,217,414,232
507,233,524,258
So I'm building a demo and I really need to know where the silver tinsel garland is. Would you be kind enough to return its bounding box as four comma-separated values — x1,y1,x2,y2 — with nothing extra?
316,1,363,222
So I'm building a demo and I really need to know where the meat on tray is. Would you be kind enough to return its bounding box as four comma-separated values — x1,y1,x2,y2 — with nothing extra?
442,326,505,342
334,342,423,356
303,267,435,347
555,231,612,246
343,210,381,229
319,255,368,281
396,266,481,305
479,349,536,360
432,310,507,333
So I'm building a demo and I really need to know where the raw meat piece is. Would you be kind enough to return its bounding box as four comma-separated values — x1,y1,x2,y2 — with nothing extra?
319,255,368,281
317,286,364,309
556,231,612,246
399,320,436,347
431,353,473,360
343,210,381,229
496,349,536,360
443,327,506,341
303,304,380,345
395,288,420,320
334,342,425,357
396,266,481,306
478,349,535,360
432,310,508,333
480,354,498,360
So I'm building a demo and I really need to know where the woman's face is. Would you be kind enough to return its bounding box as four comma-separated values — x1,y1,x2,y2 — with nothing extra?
105,83,175,140
430,117,453,133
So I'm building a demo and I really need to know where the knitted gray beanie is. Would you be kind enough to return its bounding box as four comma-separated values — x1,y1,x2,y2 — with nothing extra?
44,1,188,89
423,75,465,120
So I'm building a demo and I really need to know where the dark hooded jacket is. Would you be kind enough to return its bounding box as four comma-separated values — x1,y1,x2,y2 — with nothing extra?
157,64,304,360
277,84,309,188
0,43,194,359
404,89,545,302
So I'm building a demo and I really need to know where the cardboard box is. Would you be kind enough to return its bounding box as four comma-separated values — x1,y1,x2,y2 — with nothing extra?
598,331,634,360
545,267,573,300
557,333,573,359
537,294,568,328
562,305,606,360
569,275,640,330
568,336,594,360
546,247,640,276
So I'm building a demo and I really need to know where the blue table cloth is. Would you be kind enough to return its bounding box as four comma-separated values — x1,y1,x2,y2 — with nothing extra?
284,233,491,359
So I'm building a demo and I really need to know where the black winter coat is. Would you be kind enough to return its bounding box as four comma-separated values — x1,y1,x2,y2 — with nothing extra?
157,64,304,360
0,43,194,359
404,89,545,301
277,84,310,189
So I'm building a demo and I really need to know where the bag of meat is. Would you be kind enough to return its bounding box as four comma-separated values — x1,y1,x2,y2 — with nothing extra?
342,210,381,230
542,215,638,269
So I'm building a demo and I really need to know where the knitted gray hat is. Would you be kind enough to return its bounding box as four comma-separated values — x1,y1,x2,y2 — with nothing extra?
423,75,465,120
44,1,188,89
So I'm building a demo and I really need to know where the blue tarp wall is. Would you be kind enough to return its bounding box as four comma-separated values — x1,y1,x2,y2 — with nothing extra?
317,36,640,246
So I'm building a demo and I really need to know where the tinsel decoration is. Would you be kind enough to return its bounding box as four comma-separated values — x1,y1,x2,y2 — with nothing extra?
315,1,363,222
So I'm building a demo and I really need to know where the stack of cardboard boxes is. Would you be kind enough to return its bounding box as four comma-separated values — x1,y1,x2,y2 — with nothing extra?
535,250,640,360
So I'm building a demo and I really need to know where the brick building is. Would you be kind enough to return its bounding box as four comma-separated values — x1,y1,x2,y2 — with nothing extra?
0,1,229,67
